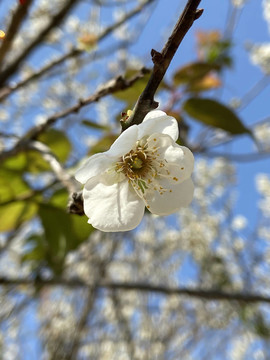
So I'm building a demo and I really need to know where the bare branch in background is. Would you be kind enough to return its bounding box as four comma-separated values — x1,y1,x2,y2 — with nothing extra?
122,0,203,130
1,277,270,305
0,0,34,67
0,0,155,100
239,75,270,110
0,0,79,85
0,67,150,162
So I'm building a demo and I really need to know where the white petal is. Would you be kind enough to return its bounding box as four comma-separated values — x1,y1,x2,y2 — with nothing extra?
144,110,168,120
75,153,115,184
108,125,138,157
83,177,145,232
145,178,194,216
164,145,194,181
147,134,194,182
138,110,179,141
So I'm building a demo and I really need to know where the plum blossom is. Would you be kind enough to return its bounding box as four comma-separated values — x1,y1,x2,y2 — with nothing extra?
75,110,194,232
249,43,270,74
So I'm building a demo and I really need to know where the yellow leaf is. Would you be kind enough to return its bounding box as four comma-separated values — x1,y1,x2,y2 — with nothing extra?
188,74,221,92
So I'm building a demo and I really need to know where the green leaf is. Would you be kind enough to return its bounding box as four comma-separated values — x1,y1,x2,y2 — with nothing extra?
186,74,221,93
49,188,69,209
0,168,38,231
37,129,71,163
0,169,30,203
48,189,95,242
71,214,94,243
39,204,77,256
0,201,37,232
2,129,71,174
112,67,172,110
26,150,52,173
82,119,110,131
2,152,28,171
173,62,220,86
113,68,151,108
1,151,48,173
183,98,251,135
36,204,94,274
88,134,118,155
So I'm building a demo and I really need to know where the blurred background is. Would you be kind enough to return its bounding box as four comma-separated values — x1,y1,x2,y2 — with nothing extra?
0,0,270,358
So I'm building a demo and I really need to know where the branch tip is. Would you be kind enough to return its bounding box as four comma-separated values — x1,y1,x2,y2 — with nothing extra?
194,8,204,20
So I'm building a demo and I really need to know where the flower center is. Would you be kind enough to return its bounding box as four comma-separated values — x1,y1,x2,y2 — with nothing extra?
131,157,143,169
115,146,152,182
114,137,173,202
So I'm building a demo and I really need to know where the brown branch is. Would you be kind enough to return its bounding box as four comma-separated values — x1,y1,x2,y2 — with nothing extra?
0,67,150,163
0,0,155,99
122,0,203,131
0,0,34,67
0,0,79,86
1,277,270,305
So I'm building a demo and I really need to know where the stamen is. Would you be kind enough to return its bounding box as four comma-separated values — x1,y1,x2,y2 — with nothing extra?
114,136,174,200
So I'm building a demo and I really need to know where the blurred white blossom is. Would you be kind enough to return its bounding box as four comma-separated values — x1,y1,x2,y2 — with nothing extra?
249,43,270,74
232,215,247,231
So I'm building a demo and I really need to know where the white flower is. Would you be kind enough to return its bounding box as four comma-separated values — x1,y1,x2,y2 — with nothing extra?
249,43,270,74
263,0,270,32
231,215,247,231
75,110,194,232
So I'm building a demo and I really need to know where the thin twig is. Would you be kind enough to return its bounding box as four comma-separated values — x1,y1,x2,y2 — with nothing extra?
0,0,34,67
0,0,79,85
122,0,203,130
0,0,155,100
1,277,270,305
239,75,270,111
